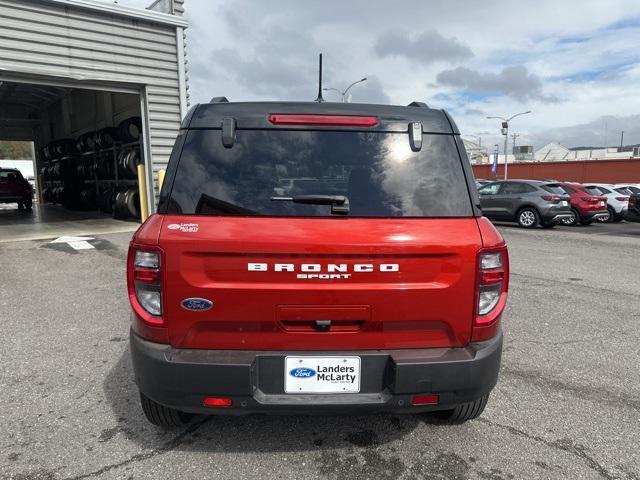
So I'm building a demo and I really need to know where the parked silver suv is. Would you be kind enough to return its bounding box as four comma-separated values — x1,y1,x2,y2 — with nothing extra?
478,180,572,228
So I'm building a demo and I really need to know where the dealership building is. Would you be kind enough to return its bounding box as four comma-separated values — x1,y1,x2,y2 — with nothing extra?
0,0,188,231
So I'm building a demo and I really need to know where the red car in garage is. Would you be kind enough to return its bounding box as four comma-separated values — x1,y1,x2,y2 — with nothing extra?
0,168,32,210
558,182,608,226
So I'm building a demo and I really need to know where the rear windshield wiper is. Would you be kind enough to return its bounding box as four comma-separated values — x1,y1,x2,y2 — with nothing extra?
271,194,350,215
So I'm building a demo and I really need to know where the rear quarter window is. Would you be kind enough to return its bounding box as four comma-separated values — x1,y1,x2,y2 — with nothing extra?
164,129,473,218
541,184,566,195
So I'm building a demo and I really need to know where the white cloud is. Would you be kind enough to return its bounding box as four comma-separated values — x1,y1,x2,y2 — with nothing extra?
116,0,640,148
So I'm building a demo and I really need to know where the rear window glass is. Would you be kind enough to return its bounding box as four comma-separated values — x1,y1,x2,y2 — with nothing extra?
165,129,473,217
584,186,604,195
0,170,23,180
541,184,565,195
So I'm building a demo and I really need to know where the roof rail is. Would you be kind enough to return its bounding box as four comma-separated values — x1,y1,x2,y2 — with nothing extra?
210,96,229,103
408,101,428,108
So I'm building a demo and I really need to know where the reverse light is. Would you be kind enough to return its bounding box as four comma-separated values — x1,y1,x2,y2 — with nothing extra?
268,114,378,127
480,252,502,270
137,288,161,316
478,284,502,315
135,251,159,268
203,397,233,408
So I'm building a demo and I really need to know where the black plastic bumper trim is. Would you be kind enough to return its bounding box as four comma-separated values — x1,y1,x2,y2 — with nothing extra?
130,330,503,415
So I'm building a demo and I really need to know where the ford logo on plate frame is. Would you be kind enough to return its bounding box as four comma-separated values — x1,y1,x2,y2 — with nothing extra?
181,298,213,311
289,367,317,378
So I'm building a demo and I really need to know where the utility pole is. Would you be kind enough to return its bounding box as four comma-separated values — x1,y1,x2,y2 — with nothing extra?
511,133,520,163
620,130,624,148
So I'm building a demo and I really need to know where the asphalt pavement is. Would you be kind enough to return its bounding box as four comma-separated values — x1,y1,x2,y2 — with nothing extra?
1,221,639,479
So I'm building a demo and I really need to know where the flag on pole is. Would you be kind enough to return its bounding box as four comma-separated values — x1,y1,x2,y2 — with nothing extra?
491,144,499,173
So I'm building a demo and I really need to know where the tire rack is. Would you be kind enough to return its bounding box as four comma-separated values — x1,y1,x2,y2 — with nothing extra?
85,140,140,217
40,140,140,217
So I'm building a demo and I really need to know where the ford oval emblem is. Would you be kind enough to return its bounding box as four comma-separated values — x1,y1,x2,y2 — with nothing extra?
181,298,213,311
289,367,316,379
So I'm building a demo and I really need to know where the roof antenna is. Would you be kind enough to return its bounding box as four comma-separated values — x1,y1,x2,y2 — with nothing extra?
314,53,324,103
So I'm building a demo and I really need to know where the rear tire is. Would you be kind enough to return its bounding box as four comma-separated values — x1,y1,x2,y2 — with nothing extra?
140,392,193,427
600,207,614,223
17,203,24,210
24,199,32,211
424,395,489,425
561,208,580,226
517,208,539,228
540,221,555,229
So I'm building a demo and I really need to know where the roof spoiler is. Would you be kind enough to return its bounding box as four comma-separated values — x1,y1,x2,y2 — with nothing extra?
210,96,229,103
408,101,428,108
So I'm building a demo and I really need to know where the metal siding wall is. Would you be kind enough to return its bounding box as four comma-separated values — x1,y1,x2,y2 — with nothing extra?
0,0,184,198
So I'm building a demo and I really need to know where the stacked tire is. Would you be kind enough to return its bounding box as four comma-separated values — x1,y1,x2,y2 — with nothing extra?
43,186,65,204
118,117,142,143
118,148,141,180
40,116,143,216
113,187,140,219
42,139,78,160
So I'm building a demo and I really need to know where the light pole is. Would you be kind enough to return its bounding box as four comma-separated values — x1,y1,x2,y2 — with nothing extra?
486,111,531,179
323,77,367,102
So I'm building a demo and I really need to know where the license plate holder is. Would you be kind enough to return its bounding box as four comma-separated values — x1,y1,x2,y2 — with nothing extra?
285,356,361,393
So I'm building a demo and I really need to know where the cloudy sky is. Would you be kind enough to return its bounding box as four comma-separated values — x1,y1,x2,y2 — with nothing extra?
120,0,640,150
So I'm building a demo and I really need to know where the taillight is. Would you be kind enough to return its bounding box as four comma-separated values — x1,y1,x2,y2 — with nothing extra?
581,196,593,202
473,247,509,342
127,245,164,326
630,197,637,207
541,195,560,202
615,196,629,202
268,114,378,127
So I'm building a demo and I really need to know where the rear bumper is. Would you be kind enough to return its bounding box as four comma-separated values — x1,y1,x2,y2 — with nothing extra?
539,206,571,223
548,213,572,223
0,194,29,203
579,210,608,221
130,330,503,415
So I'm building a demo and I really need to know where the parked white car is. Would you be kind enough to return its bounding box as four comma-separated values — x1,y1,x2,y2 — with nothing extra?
583,184,629,222
613,184,640,194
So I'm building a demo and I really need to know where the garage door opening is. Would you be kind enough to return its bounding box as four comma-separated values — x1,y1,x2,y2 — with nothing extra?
0,80,148,241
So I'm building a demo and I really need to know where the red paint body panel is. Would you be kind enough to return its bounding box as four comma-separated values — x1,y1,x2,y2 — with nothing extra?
156,216,485,350
131,214,164,246
475,216,505,248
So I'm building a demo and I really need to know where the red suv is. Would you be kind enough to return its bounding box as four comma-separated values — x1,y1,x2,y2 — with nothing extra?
128,100,508,427
0,168,32,210
558,182,608,226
